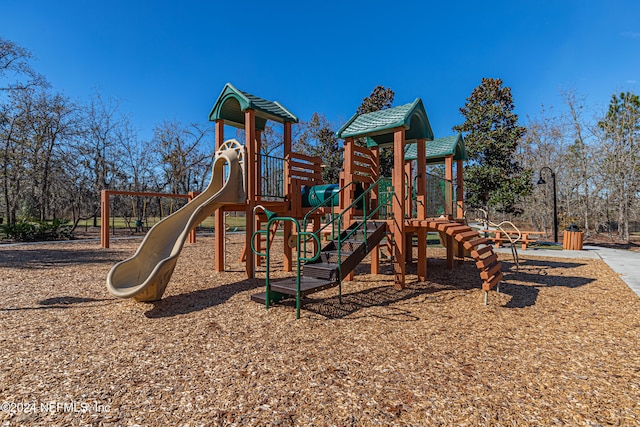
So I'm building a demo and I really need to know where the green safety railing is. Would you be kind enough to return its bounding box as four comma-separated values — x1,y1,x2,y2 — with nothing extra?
301,177,391,302
251,178,392,318
251,206,321,319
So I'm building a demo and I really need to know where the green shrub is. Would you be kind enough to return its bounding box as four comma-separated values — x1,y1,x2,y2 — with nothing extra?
2,219,73,242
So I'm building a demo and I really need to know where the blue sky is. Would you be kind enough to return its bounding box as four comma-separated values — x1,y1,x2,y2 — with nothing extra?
2,1,639,142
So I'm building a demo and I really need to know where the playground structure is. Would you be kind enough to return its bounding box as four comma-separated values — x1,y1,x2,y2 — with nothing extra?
106,83,503,314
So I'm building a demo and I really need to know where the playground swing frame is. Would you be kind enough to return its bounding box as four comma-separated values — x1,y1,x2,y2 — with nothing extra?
100,189,199,248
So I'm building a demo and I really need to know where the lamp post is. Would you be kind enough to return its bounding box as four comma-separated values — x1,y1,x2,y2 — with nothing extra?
537,166,558,243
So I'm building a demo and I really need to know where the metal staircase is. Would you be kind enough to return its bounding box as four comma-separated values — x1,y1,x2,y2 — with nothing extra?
251,179,389,318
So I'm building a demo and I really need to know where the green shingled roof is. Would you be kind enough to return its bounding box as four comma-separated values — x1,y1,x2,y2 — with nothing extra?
404,133,467,163
336,98,434,147
208,83,298,131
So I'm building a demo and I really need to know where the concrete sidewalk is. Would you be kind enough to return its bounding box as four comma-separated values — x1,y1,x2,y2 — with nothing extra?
494,245,640,298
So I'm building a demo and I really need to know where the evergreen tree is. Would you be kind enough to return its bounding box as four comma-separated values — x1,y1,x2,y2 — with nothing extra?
356,85,395,176
453,77,532,214
295,113,342,183
356,86,394,115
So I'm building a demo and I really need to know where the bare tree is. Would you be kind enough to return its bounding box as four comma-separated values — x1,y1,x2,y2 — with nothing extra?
596,91,640,242
76,91,129,225
518,108,565,234
560,89,597,235
0,36,45,91
153,120,213,195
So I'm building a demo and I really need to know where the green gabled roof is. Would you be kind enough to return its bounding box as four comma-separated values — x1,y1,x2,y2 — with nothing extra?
336,98,434,147
404,133,467,163
208,83,298,131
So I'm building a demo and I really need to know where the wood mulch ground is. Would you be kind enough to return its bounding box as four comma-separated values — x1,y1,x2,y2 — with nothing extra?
1,234,639,426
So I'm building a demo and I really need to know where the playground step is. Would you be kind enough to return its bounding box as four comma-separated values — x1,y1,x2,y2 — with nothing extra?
482,271,503,291
322,250,354,263
475,253,498,269
306,219,387,281
454,230,480,242
463,237,491,250
270,276,338,297
444,225,473,236
480,261,502,280
471,245,494,258
329,239,361,249
303,262,340,280
250,290,289,305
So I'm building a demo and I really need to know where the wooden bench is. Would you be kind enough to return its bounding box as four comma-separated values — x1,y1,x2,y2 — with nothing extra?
486,230,545,250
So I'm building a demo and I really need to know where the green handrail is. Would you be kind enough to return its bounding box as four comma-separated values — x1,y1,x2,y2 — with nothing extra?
338,177,389,248
302,178,391,294
251,178,392,318
301,181,359,243
251,206,320,319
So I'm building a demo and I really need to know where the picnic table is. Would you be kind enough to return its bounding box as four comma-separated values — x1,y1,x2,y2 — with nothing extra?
486,230,545,250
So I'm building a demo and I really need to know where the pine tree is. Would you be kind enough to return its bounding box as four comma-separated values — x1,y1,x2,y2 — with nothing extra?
453,78,532,214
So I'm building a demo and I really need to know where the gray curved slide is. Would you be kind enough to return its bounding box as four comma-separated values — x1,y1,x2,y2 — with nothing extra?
107,140,246,302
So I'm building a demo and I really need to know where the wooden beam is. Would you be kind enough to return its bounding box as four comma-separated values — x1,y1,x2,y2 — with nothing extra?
416,139,427,220
101,190,110,248
245,109,256,279
283,121,292,156
215,120,225,271
405,161,413,219
445,155,454,217
370,146,380,275
417,228,427,281
456,159,464,218
341,138,354,226
256,130,262,200
188,191,197,243
392,128,405,289
283,123,293,270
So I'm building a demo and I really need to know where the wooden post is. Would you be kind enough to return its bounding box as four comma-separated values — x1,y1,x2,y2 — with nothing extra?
101,190,110,248
416,139,427,280
405,231,414,265
370,146,380,275
456,159,464,219
340,138,356,281
445,155,454,217
283,122,293,271
417,228,427,281
416,139,427,220
245,110,256,279
254,131,263,269
214,120,226,271
446,233,454,269
255,130,262,200
392,128,406,289
283,121,292,154
341,138,355,226
405,161,413,219
455,159,465,259
188,191,197,243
